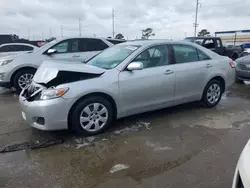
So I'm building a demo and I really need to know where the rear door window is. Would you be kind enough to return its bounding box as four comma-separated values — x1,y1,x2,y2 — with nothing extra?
0,45,15,52
80,39,109,52
173,44,199,63
15,45,33,51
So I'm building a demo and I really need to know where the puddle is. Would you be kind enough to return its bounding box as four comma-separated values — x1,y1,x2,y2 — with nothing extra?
114,121,151,134
110,164,130,173
0,139,64,153
146,140,172,151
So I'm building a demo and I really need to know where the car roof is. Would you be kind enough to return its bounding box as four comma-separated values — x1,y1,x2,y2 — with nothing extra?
56,36,125,41
117,39,201,47
185,37,221,40
0,43,38,47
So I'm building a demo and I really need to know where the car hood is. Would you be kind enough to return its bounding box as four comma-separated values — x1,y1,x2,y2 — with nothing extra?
33,61,105,84
236,55,250,64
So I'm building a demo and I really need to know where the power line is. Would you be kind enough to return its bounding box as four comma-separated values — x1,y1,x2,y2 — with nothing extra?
79,18,82,36
193,0,200,37
112,8,115,38
61,25,63,38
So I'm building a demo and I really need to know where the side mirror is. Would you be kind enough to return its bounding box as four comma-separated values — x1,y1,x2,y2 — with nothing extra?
127,62,143,71
47,49,57,55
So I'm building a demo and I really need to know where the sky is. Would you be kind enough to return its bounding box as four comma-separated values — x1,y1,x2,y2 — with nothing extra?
1,0,250,40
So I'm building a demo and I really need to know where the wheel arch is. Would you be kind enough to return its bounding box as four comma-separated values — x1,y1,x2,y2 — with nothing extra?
10,66,37,86
205,76,226,94
67,92,118,130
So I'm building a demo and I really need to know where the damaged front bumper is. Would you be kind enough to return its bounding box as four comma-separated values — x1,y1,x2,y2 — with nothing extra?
19,83,74,131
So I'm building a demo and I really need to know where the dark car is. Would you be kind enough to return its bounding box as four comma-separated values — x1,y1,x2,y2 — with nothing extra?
235,55,250,83
184,37,243,60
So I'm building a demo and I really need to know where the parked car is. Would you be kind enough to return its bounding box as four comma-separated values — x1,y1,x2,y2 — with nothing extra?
184,37,243,60
232,139,250,188
240,43,250,55
0,37,114,92
19,40,235,135
235,55,250,83
0,43,38,58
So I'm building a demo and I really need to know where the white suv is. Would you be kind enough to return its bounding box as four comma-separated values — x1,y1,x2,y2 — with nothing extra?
0,37,124,92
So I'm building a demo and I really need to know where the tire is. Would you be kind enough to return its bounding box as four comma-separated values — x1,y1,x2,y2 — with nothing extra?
235,77,244,84
70,96,114,136
12,68,36,94
231,53,238,61
202,80,223,108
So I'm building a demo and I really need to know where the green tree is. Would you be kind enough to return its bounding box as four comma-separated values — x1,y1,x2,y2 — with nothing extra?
115,33,124,39
141,28,155,39
198,29,210,37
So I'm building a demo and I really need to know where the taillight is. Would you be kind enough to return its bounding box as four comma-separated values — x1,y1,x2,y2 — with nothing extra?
229,61,236,68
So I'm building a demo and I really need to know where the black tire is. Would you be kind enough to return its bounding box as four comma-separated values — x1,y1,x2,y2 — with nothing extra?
235,77,244,84
231,53,238,61
12,68,36,94
70,96,114,136
202,80,223,108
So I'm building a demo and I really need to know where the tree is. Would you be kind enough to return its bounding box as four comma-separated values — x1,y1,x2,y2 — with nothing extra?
141,28,155,39
115,33,124,39
198,29,210,37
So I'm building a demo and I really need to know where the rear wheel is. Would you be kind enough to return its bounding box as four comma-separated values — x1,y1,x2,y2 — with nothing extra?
202,80,222,107
12,68,36,93
70,96,114,136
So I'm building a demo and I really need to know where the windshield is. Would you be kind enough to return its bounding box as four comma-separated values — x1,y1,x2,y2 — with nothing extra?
87,45,140,69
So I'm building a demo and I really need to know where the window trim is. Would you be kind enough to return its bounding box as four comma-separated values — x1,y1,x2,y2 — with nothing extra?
43,38,81,54
121,44,172,71
171,44,211,64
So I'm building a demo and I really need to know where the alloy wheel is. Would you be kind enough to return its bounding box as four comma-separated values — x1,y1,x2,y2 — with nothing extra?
207,83,221,104
18,73,33,89
79,103,108,132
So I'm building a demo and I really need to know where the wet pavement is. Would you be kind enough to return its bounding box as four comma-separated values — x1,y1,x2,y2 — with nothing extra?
0,84,250,188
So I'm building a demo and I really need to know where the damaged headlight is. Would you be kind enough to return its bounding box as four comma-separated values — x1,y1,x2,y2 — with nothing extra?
40,88,69,100
0,59,13,66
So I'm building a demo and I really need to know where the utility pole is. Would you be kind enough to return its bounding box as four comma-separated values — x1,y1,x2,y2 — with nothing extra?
49,28,52,38
194,0,200,37
112,8,115,38
79,18,82,36
28,28,30,40
61,25,63,38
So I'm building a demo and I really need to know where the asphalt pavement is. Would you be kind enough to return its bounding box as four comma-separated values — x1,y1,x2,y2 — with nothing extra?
0,84,250,188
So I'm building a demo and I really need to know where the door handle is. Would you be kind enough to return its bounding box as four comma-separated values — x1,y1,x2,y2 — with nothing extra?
164,70,174,75
72,55,80,58
206,64,212,68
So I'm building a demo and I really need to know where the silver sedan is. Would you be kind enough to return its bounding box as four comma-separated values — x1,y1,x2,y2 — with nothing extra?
19,40,236,135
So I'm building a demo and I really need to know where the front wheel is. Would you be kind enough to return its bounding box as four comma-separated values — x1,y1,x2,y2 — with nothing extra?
202,80,222,107
12,68,36,94
70,96,114,136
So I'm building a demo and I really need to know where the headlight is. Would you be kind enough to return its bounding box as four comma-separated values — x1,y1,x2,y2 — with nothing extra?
0,59,13,66
40,88,69,100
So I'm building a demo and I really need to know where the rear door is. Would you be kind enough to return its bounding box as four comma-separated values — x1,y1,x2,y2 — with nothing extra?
172,44,212,102
78,38,110,62
214,39,224,55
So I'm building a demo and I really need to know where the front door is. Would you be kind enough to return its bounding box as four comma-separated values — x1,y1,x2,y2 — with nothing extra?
118,44,175,115
49,39,83,63
172,44,212,102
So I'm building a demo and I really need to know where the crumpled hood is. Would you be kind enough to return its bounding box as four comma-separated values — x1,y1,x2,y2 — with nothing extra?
33,60,105,84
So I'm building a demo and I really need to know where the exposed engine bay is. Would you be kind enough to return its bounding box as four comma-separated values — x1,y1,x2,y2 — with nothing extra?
22,71,103,102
